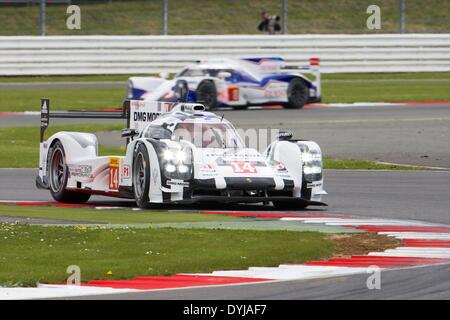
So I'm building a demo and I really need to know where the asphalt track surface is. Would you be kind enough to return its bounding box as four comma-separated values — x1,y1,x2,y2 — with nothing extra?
2,103,450,168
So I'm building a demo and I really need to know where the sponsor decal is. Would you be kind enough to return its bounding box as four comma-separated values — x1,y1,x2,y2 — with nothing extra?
109,157,120,190
40,99,49,128
167,180,189,187
307,182,322,188
121,165,130,179
230,161,257,174
152,168,159,186
272,162,287,171
264,81,287,99
133,111,161,122
68,164,93,178
260,60,280,74
200,163,215,172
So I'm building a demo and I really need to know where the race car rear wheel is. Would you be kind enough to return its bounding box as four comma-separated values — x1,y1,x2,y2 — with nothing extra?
196,80,217,110
47,141,91,203
285,78,308,109
133,143,152,209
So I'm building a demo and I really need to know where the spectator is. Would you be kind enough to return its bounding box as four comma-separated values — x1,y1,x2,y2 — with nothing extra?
257,10,269,32
258,10,281,34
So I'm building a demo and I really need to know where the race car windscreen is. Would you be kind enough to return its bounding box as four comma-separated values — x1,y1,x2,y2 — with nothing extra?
141,125,172,140
178,68,234,79
172,122,243,149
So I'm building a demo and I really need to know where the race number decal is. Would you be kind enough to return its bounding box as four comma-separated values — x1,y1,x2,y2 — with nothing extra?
109,157,120,190
228,86,239,101
230,161,257,174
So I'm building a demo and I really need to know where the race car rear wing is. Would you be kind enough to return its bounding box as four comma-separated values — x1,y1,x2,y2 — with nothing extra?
283,57,321,98
39,98,128,144
39,98,202,144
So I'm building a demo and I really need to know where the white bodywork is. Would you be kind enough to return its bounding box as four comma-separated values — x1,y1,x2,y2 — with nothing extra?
128,57,321,107
38,100,326,205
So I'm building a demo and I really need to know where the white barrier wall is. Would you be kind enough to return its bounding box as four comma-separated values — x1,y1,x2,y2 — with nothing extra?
0,34,449,75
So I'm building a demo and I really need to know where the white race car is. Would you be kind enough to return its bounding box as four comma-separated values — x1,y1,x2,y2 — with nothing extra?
128,57,321,110
36,99,326,209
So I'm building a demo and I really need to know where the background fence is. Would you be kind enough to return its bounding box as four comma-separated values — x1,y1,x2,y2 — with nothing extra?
0,34,449,75
0,0,449,36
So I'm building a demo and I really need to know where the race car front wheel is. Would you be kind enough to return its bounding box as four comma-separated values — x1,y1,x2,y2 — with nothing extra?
133,143,152,209
47,141,91,203
285,78,308,109
196,80,217,110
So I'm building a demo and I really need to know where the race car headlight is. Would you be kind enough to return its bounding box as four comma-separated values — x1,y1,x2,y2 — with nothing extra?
165,164,176,173
178,164,189,174
298,142,323,182
161,147,193,180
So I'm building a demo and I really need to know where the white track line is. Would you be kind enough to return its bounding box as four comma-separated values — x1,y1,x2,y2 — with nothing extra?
281,217,441,227
379,232,450,240
0,285,137,300
204,265,369,281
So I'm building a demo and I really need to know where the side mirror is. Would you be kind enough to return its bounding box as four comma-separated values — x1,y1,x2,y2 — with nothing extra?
217,71,231,79
277,130,293,141
159,72,169,79
121,128,139,138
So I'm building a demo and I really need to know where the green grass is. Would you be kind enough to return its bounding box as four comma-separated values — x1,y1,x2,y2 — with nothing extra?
322,81,450,103
0,124,124,168
0,75,139,83
0,0,448,35
0,223,332,286
322,72,450,81
0,88,125,112
323,157,422,170
0,205,237,225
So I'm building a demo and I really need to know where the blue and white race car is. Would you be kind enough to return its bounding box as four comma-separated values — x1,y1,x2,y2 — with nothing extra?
128,57,321,110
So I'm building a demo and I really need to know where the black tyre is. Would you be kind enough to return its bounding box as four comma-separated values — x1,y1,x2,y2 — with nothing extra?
196,80,217,110
272,201,308,210
285,78,308,109
233,105,248,111
133,143,152,209
175,79,189,102
47,141,91,203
